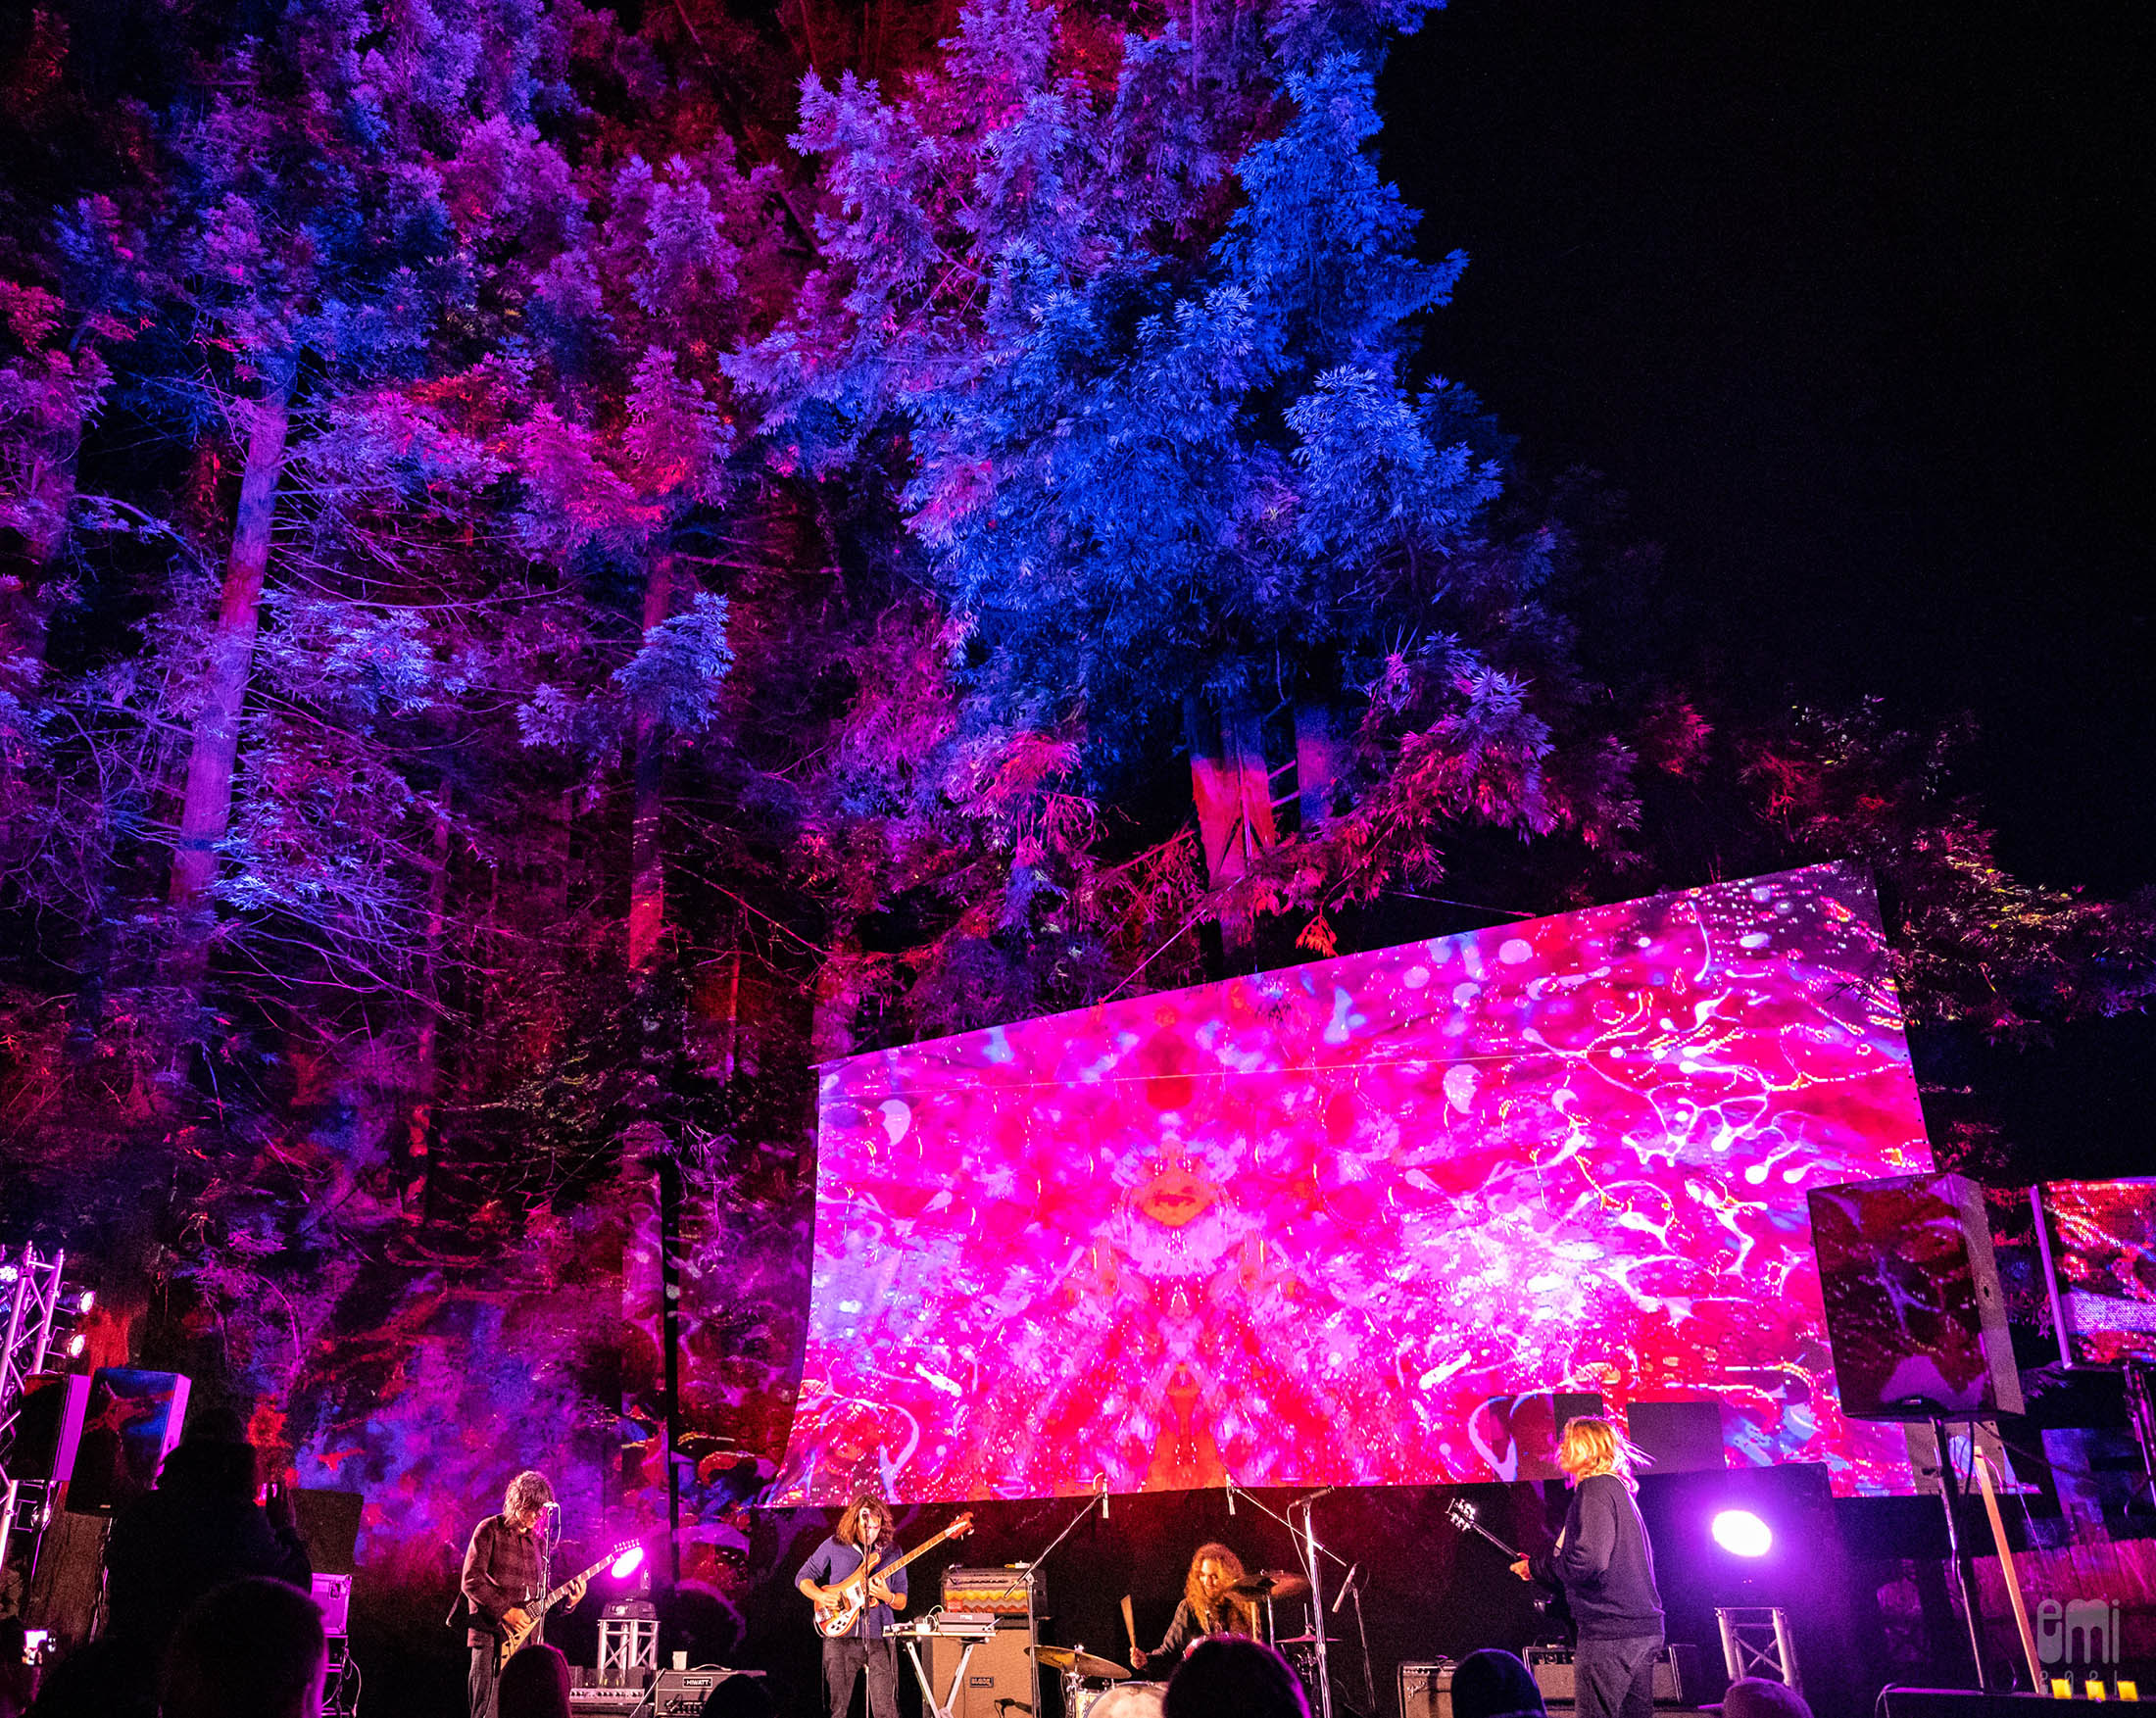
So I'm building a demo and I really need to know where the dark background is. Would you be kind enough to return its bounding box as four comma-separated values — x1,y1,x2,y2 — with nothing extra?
1384,0,2153,897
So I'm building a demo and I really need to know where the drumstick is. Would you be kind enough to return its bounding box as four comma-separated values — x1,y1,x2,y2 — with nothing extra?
1122,1595,1138,1651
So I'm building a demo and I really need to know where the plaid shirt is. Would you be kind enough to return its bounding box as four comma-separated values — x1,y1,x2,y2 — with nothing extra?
461,1514,544,1646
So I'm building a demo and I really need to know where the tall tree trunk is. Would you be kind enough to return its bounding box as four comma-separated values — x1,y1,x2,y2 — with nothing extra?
627,552,674,973
165,383,291,943
1294,700,1346,833
1185,696,1277,948
400,786,454,1223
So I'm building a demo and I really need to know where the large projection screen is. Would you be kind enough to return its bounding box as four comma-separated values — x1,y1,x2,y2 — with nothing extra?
772,862,1926,1502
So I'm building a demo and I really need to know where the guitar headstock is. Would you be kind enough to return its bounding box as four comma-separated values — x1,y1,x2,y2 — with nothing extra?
1446,1497,1478,1532
949,1512,975,1538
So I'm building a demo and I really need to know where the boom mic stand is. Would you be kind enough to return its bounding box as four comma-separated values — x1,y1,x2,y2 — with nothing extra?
1222,1483,1376,1718
1007,1489,1112,1716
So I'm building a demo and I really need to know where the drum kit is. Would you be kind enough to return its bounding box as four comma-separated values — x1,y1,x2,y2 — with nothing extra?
1035,1571,1326,1717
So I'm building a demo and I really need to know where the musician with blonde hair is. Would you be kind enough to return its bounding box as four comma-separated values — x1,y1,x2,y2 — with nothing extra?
1509,1418,1664,1718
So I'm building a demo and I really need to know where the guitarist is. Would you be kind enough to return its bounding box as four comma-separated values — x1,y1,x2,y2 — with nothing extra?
1509,1418,1664,1718
458,1470,586,1718
795,1496,908,1718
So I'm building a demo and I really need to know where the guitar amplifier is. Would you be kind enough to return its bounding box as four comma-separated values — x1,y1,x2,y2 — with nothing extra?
1528,1644,1703,1705
1399,1660,1455,1718
942,1565,1042,1613
311,1573,353,1639
568,1684,650,1715
646,1667,764,1715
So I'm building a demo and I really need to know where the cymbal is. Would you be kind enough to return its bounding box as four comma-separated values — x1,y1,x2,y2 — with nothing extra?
1032,1645,1131,1682
1271,1634,1332,1646
1229,1570,1312,1601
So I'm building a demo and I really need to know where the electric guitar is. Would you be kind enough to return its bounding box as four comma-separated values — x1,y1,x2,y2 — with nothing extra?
813,1514,975,1640
1445,1497,1571,1631
498,1540,641,1670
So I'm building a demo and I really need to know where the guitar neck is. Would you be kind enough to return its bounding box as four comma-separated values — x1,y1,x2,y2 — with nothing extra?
542,1546,626,1614
859,1523,959,1584
1472,1522,1522,1561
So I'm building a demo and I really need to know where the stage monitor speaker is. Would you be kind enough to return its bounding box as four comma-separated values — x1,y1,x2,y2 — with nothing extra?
3,1372,90,1484
1880,1690,2121,1718
1528,1644,1704,1705
292,1488,364,1575
1625,1401,1726,1473
64,1368,190,1515
1809,1174,2024,1420
929,1624,1038,1718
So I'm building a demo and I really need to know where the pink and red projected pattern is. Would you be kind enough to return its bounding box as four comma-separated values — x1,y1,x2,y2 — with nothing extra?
771,863,1926,1504
2041,1180,2156,1365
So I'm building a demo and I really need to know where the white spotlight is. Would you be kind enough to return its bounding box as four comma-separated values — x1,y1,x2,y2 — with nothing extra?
1710,1508,1773,1557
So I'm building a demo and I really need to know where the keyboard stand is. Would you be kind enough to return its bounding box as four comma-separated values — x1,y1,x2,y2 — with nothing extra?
904,1635,981,1718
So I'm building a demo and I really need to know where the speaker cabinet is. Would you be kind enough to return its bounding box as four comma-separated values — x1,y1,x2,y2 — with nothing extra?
5,1372,89,1485
1399,1660,1452,1718
928,1625,1038,1718
1624,1401,1725,1474
1809,1173,2024,1419
64,1368,190,1516
1528,1644,1704,1705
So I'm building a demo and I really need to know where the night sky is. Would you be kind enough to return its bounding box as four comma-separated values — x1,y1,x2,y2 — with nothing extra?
1385,0,2153,897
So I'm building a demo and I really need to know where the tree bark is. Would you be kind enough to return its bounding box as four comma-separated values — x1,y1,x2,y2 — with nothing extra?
1185,696,1277,947
627,551,674,973
166,383,291,938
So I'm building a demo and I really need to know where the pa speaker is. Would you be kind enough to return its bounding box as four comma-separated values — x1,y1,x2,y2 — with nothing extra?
1809,1174,2024,1419
1625,1400,1726,1473
3,1372,89,1484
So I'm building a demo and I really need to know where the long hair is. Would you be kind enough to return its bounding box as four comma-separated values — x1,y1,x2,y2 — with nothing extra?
1185,1543,1259,1637
1555,1417,1650,1493
504,1470,556,1518
837,1494,894,1549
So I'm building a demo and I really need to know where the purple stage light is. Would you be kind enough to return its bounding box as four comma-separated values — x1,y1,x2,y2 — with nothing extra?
1710,1508,1773,1556
609,1546,646,1580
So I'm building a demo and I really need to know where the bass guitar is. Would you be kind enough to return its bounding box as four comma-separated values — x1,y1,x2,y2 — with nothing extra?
1445,1497,1572,1632
814,1513,975,1640
498,1539,642,1670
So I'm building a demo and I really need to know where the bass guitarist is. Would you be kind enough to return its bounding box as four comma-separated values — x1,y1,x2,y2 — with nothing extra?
458,1470,586,1718
796,1495,908,1718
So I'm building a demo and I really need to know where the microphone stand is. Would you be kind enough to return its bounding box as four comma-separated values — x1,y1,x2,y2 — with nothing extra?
1010,1491,1109,1717
1294,1497,1334,1718
1222,1483,1376,1717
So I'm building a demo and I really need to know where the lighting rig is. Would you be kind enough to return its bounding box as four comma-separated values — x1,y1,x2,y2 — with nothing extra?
0,1244,96,1573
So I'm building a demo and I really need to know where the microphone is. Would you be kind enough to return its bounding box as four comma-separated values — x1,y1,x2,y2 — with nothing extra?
1224,1476,1236,1517
1296,1487,1336,1507
1332,1562,1358,1615
1099,1475,1110,1521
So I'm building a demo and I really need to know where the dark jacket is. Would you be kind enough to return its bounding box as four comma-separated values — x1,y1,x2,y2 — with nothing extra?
1148,1596,1246,1665
102,1444,311,1654
460,1514,546,1647
1528,1473,1663,1641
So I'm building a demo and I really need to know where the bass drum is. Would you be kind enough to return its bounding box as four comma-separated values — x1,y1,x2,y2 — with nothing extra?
1076,1684,1166,1718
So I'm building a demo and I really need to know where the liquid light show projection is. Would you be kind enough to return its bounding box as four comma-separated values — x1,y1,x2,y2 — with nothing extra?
771,863,1927,1503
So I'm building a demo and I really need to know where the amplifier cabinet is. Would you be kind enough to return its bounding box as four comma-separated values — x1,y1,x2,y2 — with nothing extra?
310,1573,352,1639
1399,1660,1455,1718
1528,1644,1703,1706
928,1623,1039,1718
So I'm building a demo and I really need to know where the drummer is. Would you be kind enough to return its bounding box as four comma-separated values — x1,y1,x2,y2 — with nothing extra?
1129,1544,1262,1673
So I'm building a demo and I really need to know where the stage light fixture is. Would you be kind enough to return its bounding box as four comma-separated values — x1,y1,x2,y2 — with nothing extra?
77,1290,95,1313
66,1332,87,1358
609,1546,646,1580
0,1265,17,1284
1710,1508,1773,1557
